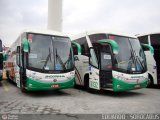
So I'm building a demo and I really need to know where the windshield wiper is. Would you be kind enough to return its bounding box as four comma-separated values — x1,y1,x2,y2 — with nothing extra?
42,48,51,70
133,50,145,71
127,49,136,72
64,49,72,66
55,49,66,70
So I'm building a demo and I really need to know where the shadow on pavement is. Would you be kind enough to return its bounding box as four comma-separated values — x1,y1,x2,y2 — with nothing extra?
147,85,160,89
74,85,145,98
24,89,71,98
3,79,72,97
99,89,145,97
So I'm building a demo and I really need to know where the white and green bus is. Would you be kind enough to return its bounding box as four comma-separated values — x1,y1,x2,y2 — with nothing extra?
138,33,160,86
5,29,75,92
71,31,152,92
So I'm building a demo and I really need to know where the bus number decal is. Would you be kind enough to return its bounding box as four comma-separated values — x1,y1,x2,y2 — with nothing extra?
90,81,98,89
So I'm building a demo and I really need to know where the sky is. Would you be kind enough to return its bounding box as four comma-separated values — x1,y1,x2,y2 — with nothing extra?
0,0,160,46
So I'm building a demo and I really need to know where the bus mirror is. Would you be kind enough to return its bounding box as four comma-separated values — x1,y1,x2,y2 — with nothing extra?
71,42,81,55
3,53,7,61
141,44,154,55
98,39,119,54
23,38,29,52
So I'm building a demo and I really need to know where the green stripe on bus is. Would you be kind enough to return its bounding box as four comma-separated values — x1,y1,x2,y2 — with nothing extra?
25,77,75,91
112,77,148,92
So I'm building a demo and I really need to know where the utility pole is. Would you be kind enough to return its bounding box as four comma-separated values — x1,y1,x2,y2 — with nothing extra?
48,0,62,32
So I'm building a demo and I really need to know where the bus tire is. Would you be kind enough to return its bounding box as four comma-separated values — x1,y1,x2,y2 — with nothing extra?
84,74,89,90
147,74,154,88
20,73,27,93
84,74,97,94
20,80,27,93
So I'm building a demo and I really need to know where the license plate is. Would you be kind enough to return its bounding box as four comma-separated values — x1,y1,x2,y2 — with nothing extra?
51,84,59,88
134,84,140,88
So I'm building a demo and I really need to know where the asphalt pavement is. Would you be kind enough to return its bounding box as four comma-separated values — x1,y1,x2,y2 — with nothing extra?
0,79,160,120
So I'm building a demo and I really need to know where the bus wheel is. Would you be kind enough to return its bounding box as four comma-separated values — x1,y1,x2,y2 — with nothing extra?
85,78,98,94
20,82,27,93
20,77,27,93
84,75,89,90
147,75,154,88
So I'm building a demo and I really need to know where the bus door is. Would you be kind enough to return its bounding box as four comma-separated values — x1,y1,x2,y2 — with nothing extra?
99,44,113,88
89,43,113,90
89,47,100,90
16,46,21,87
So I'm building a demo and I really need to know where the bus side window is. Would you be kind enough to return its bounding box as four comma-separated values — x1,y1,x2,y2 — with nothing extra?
138,36,148,44
16,46,20,67
89,48,98,68
75,37,89,56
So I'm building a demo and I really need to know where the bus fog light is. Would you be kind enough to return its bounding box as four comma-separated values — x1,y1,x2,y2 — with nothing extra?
117,85,120,89
29,84,32,87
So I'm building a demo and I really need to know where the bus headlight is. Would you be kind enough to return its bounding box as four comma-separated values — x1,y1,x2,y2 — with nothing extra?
117,85,121,89
33,76,42,80
117,76,127,81
139,77,146,81
29,84,32,87
28,74,42,80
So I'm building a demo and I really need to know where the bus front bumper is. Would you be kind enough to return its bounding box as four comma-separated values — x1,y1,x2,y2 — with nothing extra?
25,77,75,91
112,77,148,92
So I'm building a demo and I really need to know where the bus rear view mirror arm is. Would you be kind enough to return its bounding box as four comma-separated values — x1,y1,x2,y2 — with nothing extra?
23,38,29,53
98,39,119,55
72,41,82,55
142,44,154,55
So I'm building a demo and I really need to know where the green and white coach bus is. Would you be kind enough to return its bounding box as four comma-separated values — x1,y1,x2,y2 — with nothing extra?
71,31,152,92
138,33,159,86
5,29,75,92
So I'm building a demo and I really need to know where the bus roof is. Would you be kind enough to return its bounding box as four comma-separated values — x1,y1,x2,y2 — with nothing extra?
22,29,68,37
70,30,136,40
137,32,160,37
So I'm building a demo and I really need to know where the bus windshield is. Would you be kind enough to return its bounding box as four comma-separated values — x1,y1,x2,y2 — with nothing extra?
28,34,74,72
110,35,146,73
129,38,147,72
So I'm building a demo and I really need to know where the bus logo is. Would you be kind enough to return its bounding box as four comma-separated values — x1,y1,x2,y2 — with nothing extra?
45,75,65,79
53,79,57,82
